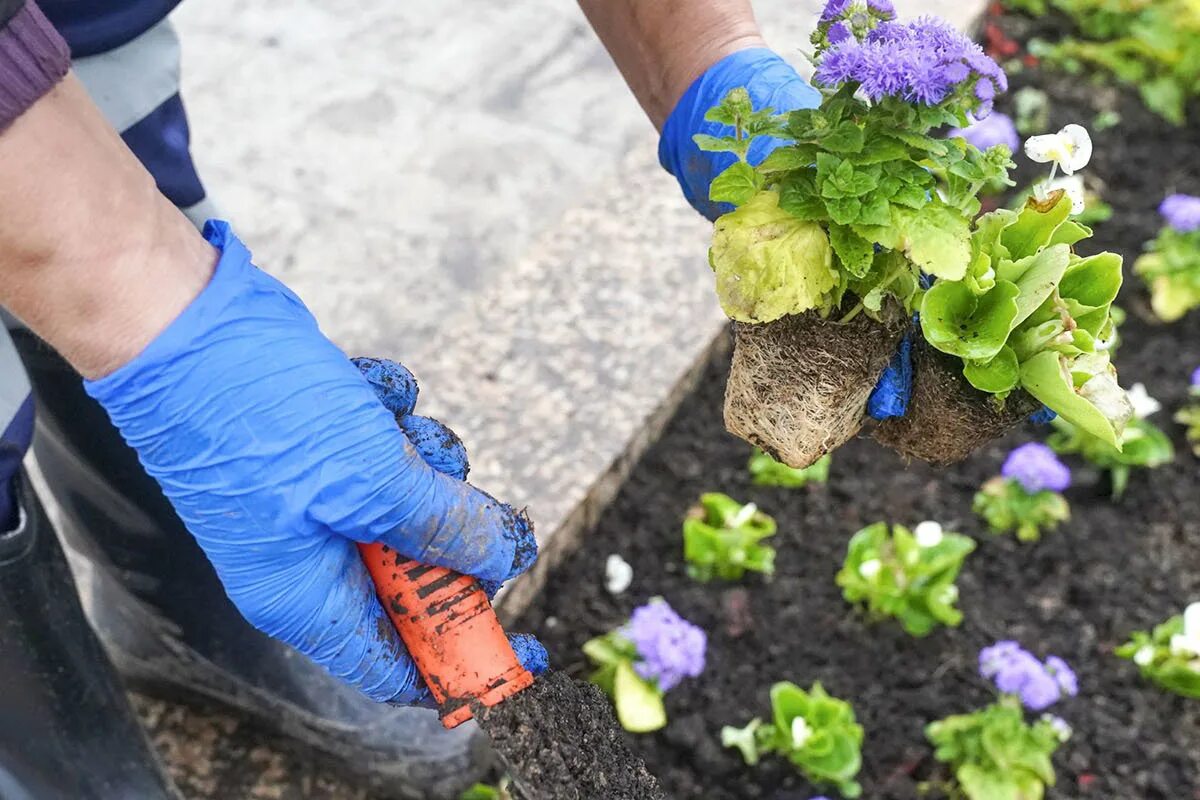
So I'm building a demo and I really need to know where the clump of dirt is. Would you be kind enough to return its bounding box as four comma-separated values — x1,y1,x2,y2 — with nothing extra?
475,671,664,800
724,306,906,468
873,340,1040,465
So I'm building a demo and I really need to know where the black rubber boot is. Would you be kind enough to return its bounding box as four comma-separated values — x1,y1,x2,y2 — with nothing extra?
0,472,180,800
13,333,489,800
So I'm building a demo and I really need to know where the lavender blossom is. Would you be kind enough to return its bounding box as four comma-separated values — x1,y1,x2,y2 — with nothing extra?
1192,365,1200,389
1001,442,1072,494
867,0,896,15
627,599,707,691
1160,194,1200,233
813,15,1005,111
951,112,1019,152
821,0,854,22
828,21,853,44
979,641,1076,711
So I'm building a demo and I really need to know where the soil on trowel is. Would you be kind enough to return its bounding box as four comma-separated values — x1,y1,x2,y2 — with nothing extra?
476,671,665,800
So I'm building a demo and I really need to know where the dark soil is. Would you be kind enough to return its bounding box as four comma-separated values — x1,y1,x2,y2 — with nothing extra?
873,341,1040,466
516,10,1200,798
476,671,664,800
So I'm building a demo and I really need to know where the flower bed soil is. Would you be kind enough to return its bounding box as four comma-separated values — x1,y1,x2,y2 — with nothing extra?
515,10,1200,798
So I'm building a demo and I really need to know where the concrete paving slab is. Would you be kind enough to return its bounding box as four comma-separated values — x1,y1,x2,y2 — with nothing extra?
108,0,988,795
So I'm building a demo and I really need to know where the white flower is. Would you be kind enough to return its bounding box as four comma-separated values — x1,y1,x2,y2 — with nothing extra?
1184,602,1200,636
858,558,882,579
1126,383,1162,419
1169,603,1200,658
604,554,633,595
790,716,812,748
1025,124,1092,175
730,502,758,529
914,520,944,548
1133,645,1155,667
1043,174,1086,215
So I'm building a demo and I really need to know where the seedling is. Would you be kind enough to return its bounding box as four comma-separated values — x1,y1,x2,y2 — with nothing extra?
683,493,778,581
583,599,706,733
459,779,513,800
722,681,864,798
974,443,1071,541
926,642,1076,799
748,448,832,487
1116,602,1200,698
1048,383,1174,498
836,521,974,636
1176,367,1200,456
1135,194,1200,322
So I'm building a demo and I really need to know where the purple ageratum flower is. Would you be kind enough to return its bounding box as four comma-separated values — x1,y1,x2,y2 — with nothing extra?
821,0,854,22
951,112,1019,152
1191,365,1200,389
1001,442,1072,494
828,21,853,44
867,0,896,16
1045,656,1078,698
626,599,706,692
979,640,1024,678
979,642,1076,711
1159,194,1200,233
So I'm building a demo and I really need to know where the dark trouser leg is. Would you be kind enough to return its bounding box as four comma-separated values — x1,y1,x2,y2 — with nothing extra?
0,472,178,800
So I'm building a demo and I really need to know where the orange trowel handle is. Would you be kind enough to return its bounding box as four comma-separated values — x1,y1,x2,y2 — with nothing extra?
358,542,535,728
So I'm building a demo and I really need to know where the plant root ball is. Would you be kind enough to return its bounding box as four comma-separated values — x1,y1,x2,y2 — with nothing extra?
873,339,1040,465
724,307,906,469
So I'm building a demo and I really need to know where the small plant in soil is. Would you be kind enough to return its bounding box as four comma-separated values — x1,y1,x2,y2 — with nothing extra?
1004,0,1200,125
698,0,1012,468
583,598,706,732
1047,382,1174,498
722,681,864,798
748,448,832,487
836,520,974,636
973,442,1071,542
1116,602,1200,698
926,642,1077,799
1175,366,1200,456
683,492,778,581
458,779,512,800
1134,193,1200,322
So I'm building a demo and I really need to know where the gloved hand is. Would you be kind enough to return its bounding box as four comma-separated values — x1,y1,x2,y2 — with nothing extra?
85,221,545,705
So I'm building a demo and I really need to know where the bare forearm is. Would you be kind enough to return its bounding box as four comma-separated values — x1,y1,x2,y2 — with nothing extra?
579,0,765,129
0,75,215,378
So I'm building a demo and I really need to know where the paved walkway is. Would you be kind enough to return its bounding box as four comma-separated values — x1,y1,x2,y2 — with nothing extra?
131,0,987,795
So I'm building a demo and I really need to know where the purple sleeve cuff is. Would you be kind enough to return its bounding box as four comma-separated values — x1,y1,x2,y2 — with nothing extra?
0,1,69,133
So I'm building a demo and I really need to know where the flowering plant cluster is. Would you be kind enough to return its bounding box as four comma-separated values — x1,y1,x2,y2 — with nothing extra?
683,493,778,582
1007,0,1200,125
699,0,1013,326
722,681,864,798
749,448,832,488
836,521,975,636
1116,602,1200,698
973,443,1071,541
1134,193,1200,322
926,642,1076,799
1048,383,1174,498
583,599,707,732
1175,366,1200,457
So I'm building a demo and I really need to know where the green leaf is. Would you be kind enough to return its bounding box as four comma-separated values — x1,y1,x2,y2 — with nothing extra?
921,280,1020,361
826,196,863,225
1140,75,1186,125
709,191,837,322
1059,251,1123,311
704,87,753,126
613,661,667,733
829,224,875,278
858,195,892,227
1020,351,1122,447
1001,192,1073,258
693,133,747,156
710,161,764,206
757,145,816,174
964,347,1020,394
896,204,972,280
822,120,866,153
1005,244,1073,326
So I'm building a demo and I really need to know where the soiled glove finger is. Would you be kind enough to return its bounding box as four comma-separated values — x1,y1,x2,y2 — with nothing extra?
85,222,536,702
659,48,821,221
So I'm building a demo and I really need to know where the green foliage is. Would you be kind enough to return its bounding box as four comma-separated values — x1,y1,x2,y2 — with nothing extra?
1013,0,1200,124
722,682,864,798
836,522,975,637
583,630,666,733
698,85,1013,323
1048,415,1174,498
926,696,1066,800
683,493,778,582
748,448,832,487
1176,400,1200,457
1116,609,1200,698
921,191,1132,447
973,477,1070,542
459,780,511,800
1134,226,1200,322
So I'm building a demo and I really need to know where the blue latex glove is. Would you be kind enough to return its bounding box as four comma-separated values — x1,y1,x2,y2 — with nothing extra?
85,221,545,704
659,48,822,221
